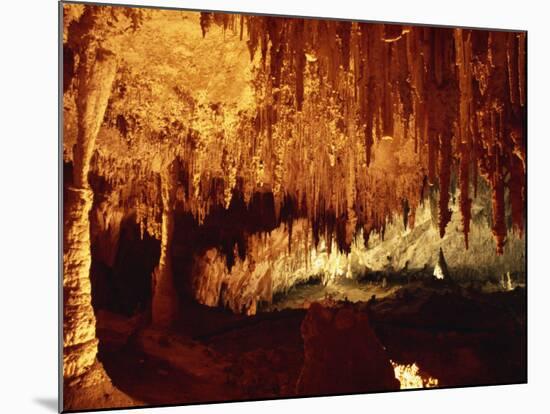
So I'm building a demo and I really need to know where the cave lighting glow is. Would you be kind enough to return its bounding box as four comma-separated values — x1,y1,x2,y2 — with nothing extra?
391,361,439,389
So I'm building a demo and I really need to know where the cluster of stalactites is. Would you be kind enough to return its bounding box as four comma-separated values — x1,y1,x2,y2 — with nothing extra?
199,13,525,254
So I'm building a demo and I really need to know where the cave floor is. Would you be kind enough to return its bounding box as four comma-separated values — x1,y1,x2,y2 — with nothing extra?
97,280,526,408
99,301,306,405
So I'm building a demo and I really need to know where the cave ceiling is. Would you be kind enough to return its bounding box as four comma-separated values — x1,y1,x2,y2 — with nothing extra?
63,5,526,254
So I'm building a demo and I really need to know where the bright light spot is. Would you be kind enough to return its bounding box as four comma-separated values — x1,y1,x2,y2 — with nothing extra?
433,263,445,279
391,360,439,389
305,53,318,62
309,239,349,284
502,271,513,291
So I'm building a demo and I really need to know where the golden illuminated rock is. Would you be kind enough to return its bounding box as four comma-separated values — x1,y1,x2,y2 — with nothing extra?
64,6,526,257
63,187,97,379
61,3,526,408
63,4,139,410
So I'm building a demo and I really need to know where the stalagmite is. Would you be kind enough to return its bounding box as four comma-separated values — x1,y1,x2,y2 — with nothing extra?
63,186,98,380
433,247,450,280
152,162,179,327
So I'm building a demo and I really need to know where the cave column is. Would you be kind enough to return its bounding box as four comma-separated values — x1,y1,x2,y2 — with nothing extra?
152,162,179,327
63,45,117,382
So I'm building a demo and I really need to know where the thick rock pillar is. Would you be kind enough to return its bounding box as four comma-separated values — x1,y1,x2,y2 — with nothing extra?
151,163,179,327
62,45,134,410
63,44,116,381
63,186,97,379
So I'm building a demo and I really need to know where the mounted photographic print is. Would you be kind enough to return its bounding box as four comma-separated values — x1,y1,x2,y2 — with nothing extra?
60,1,527,412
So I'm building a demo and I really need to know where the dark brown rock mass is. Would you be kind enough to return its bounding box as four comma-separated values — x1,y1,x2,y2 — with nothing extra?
296,303,399,395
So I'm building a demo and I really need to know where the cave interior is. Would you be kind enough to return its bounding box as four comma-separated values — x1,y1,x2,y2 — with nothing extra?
61,3,526,411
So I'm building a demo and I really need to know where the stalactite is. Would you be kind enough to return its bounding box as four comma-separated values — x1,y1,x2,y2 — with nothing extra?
382,41,393,139
492,151,507,255
454,29,473,248
294,19,305,111
428,132,439,185
401,199,410,230
358,23,373,165
199,12,212,38
518,33,526,107
339,21,352,72
438,134,452,238
66,8,526,263
459,145,472,248
509,152,525,237
408,206,416,229
506,32,519,105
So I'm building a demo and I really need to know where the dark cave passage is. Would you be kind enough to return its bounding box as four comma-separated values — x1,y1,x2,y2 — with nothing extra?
90,217,160,316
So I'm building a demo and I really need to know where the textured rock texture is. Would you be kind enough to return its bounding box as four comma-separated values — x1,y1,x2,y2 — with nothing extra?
63,45,117,382
63,187,98,379
190,184,525,315
63,4,526,318
191,219,313,315
63,5,138,410
296,303,399,395
61,4,526,407
64,5,526,258
358,184,525,280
